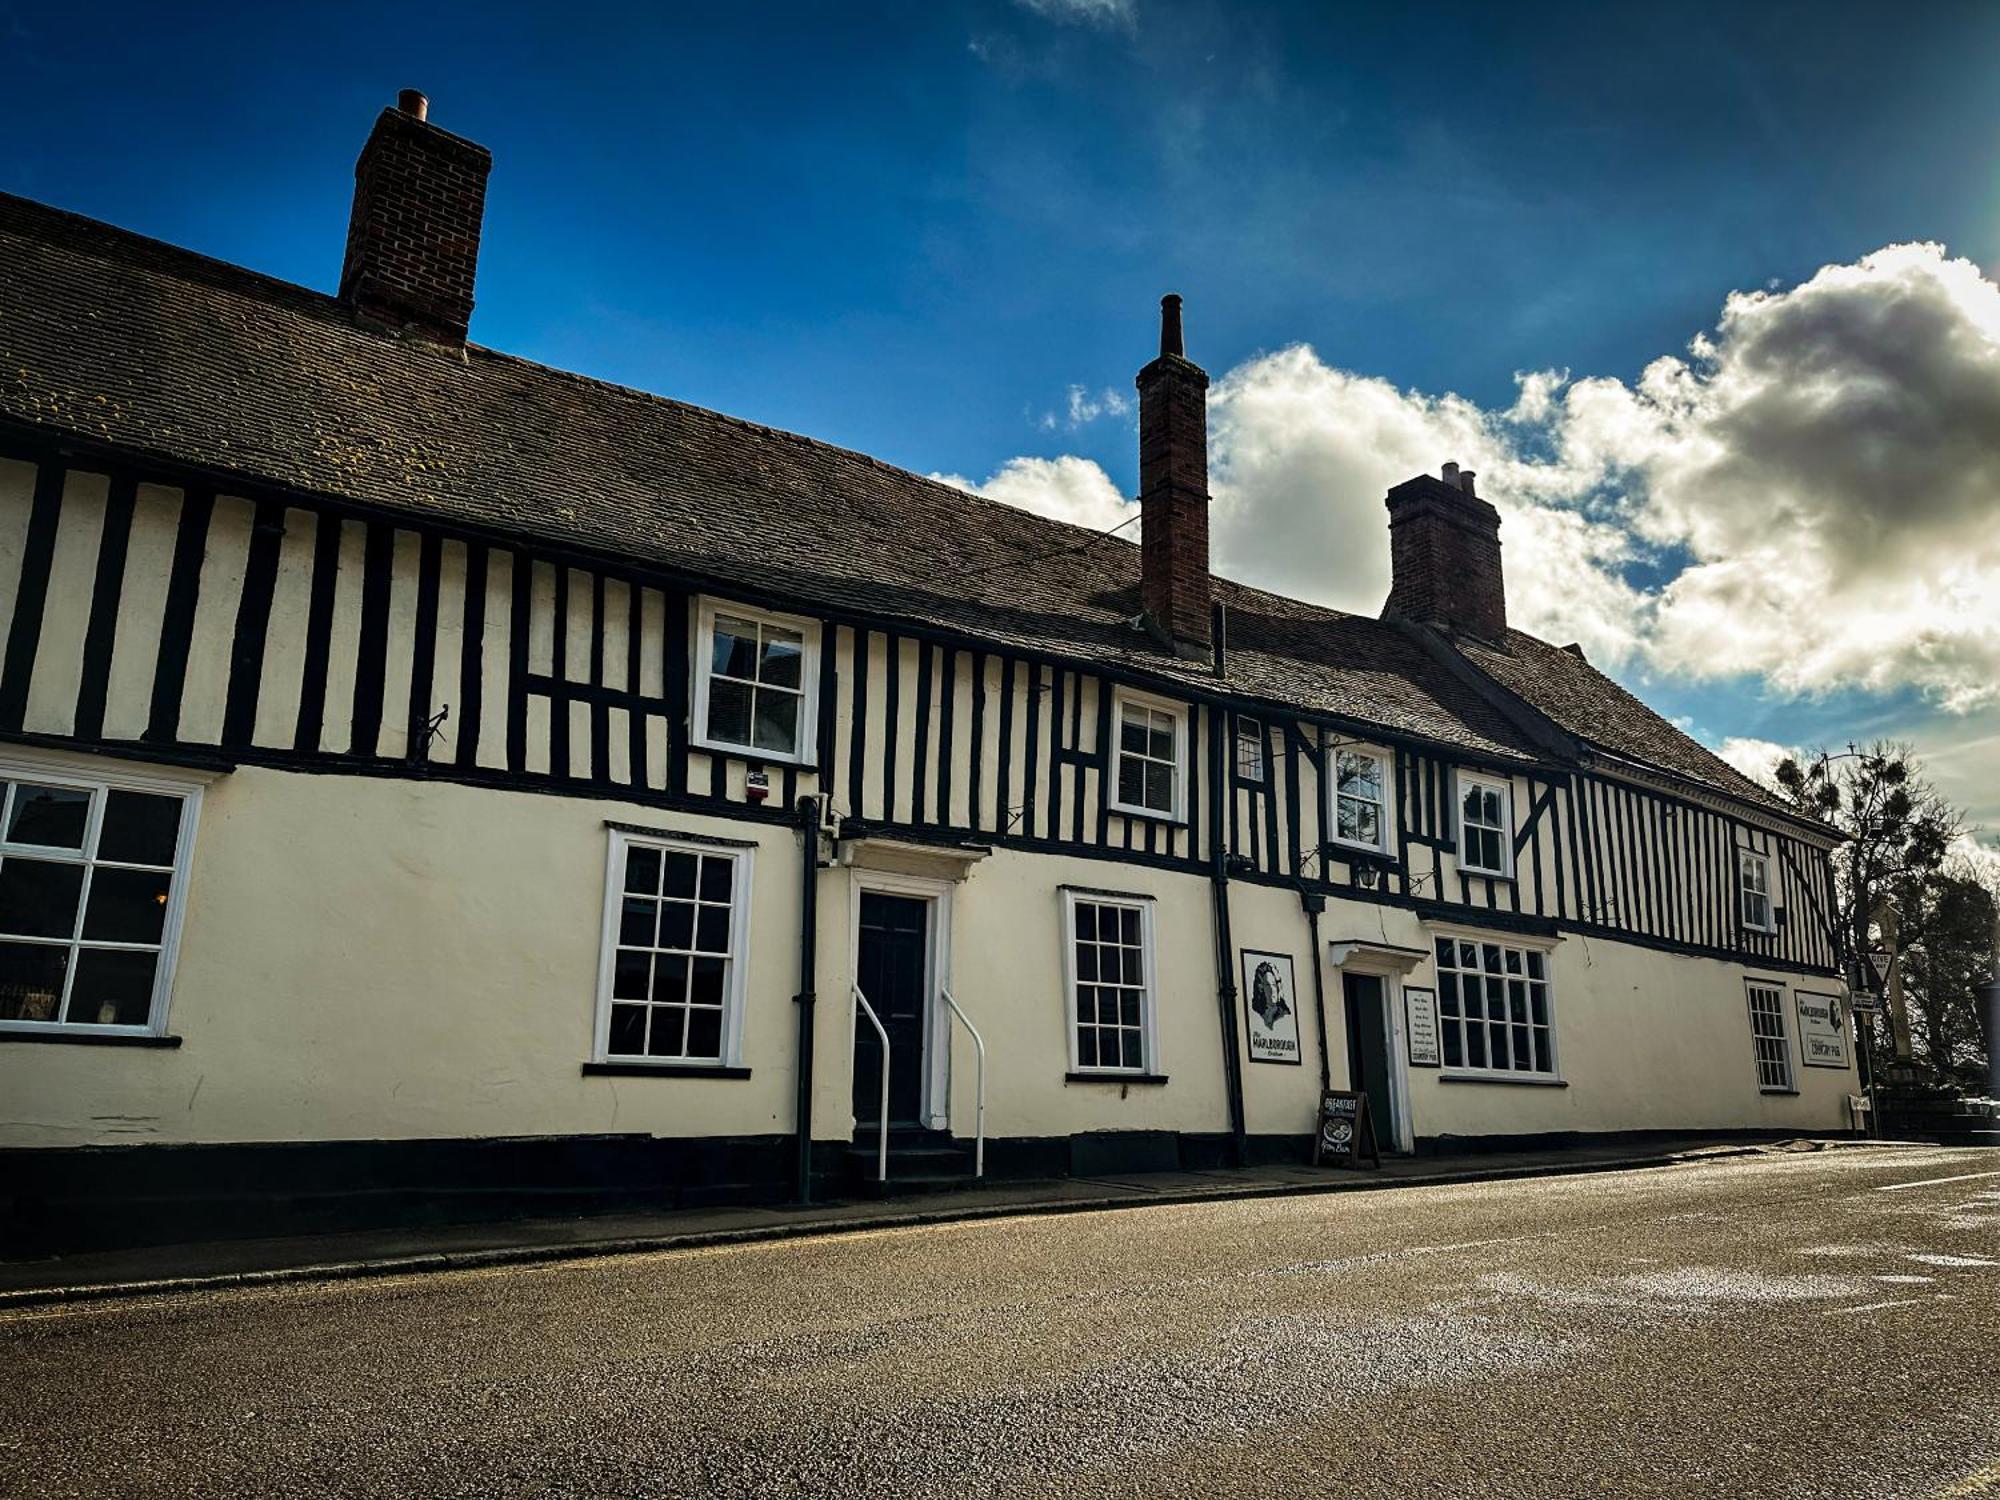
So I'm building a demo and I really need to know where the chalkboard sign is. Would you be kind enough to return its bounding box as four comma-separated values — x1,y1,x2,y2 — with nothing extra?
1313,1089,1381,1169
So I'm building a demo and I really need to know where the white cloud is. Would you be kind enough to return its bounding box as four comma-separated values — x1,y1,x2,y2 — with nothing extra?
1039,384,1132,432
960,241,2000,719
1714,737,1800,788
1013,0,1136,29
931,455,1133,532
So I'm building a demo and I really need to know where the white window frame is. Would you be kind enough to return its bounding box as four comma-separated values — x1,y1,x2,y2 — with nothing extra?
1740,850,1777,934
1330,743,1393,854
1234,715,1266,785
593,829,754,1069
1108,687,1188,823
690,598,822,766
1059,888,1159,1076
0,755,205,1039
1746,980,1794,1093
1431,931,1560,1080
1457,772,1514,877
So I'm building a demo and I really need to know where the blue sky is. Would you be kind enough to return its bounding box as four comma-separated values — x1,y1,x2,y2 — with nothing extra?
6,0,1997,843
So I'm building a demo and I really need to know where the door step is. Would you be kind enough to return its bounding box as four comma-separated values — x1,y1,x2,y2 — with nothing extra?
846,1127,979,1196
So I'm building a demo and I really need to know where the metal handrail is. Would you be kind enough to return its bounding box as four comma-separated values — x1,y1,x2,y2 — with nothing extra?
851,983,890,1182
940,988,986,1179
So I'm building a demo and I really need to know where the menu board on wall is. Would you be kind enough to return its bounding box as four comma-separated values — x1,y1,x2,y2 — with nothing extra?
1404,986,1442,1068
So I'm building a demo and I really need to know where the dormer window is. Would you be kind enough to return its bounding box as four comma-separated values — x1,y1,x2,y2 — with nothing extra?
691,601,820,764
1740,851,1776,933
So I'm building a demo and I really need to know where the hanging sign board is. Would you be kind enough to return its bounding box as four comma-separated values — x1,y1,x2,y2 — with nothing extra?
1314,1089,1381,1170
1241,950,1304,1065
1404,986,1442,1068
1796,992,1852,1069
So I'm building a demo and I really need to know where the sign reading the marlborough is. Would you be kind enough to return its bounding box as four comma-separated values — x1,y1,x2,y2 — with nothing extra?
1404,985,1442,1068
1241,950,1303,1065
1795,992,1852,1068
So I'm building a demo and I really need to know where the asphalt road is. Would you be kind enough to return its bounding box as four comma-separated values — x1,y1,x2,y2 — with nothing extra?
5,1144,2000,1499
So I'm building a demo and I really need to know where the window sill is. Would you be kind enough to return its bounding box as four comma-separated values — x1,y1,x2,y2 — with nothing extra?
1459,868,1517,883
1437,1071,1567,1088
687,737,817,773
1065,1070,1169,1086
1758,1086,1800,1096
582,1062,752,1079
0,1029,182,1048
1107,802,1186,826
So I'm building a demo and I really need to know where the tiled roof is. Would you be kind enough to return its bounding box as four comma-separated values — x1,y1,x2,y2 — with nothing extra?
1453,631,1805,820
0,187,1797,817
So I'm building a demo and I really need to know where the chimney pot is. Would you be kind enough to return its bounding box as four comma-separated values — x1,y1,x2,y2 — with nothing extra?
397,89,429,121
1160,294,1185,358
1459,469,1477,496
1441,461,1460,486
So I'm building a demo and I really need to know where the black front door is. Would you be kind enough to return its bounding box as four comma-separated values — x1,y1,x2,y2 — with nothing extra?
1342,972,1395,1144
855,892,929,1128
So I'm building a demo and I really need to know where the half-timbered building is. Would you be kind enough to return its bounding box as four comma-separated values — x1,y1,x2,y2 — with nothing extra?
0,95,1855,1251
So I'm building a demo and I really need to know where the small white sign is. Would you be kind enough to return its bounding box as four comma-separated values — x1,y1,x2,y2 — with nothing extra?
1796,991,1851,1069
1242,950,1303,1065
1404,986,1442,1069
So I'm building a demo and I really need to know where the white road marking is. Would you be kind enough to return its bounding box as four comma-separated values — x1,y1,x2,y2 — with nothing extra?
1824,1297,1927,1318
1877,1170,2000,1192
1906,1254,2000,1268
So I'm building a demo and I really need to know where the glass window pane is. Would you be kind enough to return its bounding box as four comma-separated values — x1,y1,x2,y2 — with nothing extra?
751,690,799,754
698,856,733,904
607,1002,646,1056
81,866,171,945
1443,1023,1462,1068
1482,944,1503,973
759,630,804,690
1121,1031,1144,1070
1120,907,1140,945
1120,992,1141,1029
612,950,650,1000
1077,1028,1098,1068
1355,804,1379,846
6,784,89,849
1466,1023,1487,1068
1120,717,1148,754
662,852,698,900
1489,1021,1512,1069
1117,755,1145,807
659,901,695,951
1435,938,1452,966
711,618,760,679
685,1006,723,1060
647,1005,688,1057
1149,722,1175,762
653,952,690,1003
1076,944,1098,982
619,897,656,948
0,858,84,940
1526,951,1546,981
0,941,68,1022
706,678,753,746
1337,800,1360,842
66,948,156,1027
98,791,181,866
1438,972,1460,1014
695,904,730,955
1075,903,1098,942
690,956,726,1007
624,846,662,896
1143,761,1173,812
1533,1030,1553,1073
1459,941,1478,968
1531,985,1549,1024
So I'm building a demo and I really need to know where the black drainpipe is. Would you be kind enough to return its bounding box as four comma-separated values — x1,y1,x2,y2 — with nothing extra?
1302,887,1332,1093
1206,703,1249,1167
791,794,822,1204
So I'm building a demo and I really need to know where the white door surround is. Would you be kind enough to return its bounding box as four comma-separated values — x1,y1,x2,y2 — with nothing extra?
1327,940,1426,1153
848,867,955,1132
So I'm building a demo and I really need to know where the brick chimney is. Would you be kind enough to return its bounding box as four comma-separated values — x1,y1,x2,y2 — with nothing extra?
339,91,491,343
1381,462,1508,641
1135,294,1212,657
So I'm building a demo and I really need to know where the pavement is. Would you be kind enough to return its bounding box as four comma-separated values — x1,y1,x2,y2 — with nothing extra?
3,1136,1786,1305
5,1140,2000,1498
